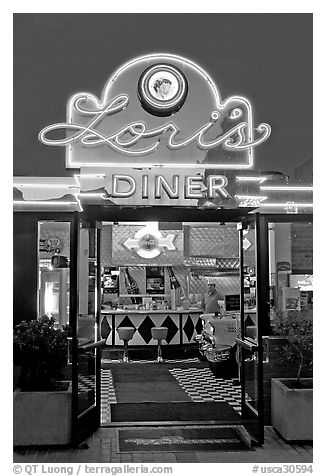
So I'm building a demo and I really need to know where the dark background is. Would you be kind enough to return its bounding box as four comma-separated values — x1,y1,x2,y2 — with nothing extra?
13,13,312,178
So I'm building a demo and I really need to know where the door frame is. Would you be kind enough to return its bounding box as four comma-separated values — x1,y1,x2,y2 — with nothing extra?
237,213,266,445
236,213,313,445
78,206,256,429
71,218,103,446
13,208,312,446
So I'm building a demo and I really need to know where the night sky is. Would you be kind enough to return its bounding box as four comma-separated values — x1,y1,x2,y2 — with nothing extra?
13,13,312,178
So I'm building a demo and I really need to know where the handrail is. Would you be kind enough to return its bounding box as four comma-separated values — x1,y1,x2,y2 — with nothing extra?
78,338,106,352
235,337,259,352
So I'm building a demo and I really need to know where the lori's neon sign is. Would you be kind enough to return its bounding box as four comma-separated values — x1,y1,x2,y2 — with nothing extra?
38,53,271,169
39,93,271,157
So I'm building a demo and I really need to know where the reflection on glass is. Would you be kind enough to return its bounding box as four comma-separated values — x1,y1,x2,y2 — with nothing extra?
268,222,313,321
243,350,259,413
242,227,257,340
38,221,70,328
77,227,98,417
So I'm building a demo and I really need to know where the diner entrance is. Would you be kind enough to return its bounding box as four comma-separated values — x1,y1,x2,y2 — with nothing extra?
71,207,266,447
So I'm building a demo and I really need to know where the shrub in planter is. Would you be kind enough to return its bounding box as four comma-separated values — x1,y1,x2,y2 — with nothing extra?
14,319,68,391
13,319,72,446
270,309,313,385
270,309,313,441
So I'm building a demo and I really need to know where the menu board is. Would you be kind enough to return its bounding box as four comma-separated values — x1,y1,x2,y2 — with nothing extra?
225,294,240,312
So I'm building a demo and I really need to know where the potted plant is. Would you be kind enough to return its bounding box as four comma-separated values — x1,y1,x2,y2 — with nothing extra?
13,318,72,446
270,309,313,441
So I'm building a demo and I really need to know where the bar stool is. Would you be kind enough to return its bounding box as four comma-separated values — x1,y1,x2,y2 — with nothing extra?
117,327,135,362
151,327,168,363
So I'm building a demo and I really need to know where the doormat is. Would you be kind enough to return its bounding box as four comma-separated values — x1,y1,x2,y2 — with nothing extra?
111,402,241,422
110,363,192,402
118,427,252,452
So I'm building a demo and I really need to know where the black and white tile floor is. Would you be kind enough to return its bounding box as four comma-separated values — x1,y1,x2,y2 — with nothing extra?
78,374,96,394
169,367,242,412
100,362,242,424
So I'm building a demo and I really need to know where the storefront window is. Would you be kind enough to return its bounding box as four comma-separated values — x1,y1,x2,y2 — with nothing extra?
37,221,71,327
268,222,313,318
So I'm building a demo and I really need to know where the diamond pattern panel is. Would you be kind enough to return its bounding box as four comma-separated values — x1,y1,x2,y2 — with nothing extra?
183,314,195,342
245,314,255,326
102,315,113,345
117,316,136,329
114,315,138,345
137,315,155,344
100,316,112,340
161,315,179,344
105,311,197,345
195,316,203,335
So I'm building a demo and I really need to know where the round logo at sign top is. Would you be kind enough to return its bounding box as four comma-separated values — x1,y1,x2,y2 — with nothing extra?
138,64,188,116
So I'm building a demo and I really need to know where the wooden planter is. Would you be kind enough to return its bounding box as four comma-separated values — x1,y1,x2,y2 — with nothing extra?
271,378,313,441
13,382,72,446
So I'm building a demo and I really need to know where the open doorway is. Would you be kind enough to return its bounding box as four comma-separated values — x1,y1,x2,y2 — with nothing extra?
98,220,255,429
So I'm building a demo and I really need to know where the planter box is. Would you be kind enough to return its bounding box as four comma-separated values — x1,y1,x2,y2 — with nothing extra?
271,378,313,441
13,381,72,446
262,336,312,425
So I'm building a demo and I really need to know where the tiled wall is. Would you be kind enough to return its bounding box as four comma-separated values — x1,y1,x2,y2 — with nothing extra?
188,224,239,257
101,223,244,266
291,223,313,273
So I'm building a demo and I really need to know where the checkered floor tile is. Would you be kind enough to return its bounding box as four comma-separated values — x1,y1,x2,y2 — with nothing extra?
101,369,117,424
169,367,242,414
78,374,95,394
78,371,117,424
99,364,244,423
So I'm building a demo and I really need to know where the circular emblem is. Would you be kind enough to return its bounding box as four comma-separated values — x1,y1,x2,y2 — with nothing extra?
139,234,158,252
138,64,188,116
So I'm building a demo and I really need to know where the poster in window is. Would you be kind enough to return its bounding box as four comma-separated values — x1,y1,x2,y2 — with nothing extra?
282,287,301,311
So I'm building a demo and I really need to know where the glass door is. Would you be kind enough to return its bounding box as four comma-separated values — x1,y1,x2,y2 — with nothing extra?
71,221,102,446
237,214,265,445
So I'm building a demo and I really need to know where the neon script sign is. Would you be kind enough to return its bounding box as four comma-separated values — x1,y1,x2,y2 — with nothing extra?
38,53,271,169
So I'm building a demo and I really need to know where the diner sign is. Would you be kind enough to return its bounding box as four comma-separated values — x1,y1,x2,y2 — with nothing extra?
15,55,314,212
39,53,271,171
78,168,232,206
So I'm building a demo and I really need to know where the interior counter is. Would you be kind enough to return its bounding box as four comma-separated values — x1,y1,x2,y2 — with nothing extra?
100,309,203,346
